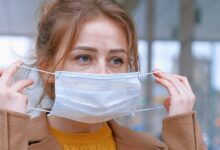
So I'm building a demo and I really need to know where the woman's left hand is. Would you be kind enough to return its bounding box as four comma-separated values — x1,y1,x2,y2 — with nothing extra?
153,71,196,116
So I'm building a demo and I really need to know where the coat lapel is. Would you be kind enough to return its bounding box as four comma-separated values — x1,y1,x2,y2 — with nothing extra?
27,113,62,150
108,120,168,150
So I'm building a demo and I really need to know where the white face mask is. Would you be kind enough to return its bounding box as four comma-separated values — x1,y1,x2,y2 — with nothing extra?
17,65,164,123
52,71,142,123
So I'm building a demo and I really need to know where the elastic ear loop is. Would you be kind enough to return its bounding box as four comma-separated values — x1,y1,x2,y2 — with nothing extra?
135,106,164,113
16,64,54,113
134,71,165,113
16,64,164,113
15,64,55,75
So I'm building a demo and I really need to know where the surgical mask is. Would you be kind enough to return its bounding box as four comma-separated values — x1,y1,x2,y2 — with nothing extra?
17,65,164,123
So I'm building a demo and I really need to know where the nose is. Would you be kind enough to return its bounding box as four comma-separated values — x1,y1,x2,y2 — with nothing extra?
95,60,109,74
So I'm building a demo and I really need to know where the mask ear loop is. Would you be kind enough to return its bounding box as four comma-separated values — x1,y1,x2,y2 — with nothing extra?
135,70,165,114
135,105,164,113
15,64,55,75
15,64,55,113
137,71,162,80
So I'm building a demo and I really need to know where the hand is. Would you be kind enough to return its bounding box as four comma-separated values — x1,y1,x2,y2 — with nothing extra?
153,70,196,116
0,60,33,114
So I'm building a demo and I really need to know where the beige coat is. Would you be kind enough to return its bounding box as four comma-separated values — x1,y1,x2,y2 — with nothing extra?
0,109,207,150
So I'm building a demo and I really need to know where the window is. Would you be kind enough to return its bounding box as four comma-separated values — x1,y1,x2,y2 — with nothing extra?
0,36,33,68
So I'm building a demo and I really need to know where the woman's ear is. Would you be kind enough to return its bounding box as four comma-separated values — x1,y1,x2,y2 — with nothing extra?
47,75,55,83
39,61,55,99
38,61,55,84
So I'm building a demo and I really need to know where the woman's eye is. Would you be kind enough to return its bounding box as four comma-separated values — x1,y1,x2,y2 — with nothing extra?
110,57,124,65
75,55,91,63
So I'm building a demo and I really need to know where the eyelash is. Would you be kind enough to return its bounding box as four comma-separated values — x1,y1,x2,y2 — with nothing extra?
75,55,91,62
110,57,124,65
74,55,125,66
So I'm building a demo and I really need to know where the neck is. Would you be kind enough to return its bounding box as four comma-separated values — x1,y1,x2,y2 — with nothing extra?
48,116,104,133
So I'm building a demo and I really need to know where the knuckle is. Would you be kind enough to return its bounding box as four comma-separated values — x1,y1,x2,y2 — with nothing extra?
168,86,176,92
191,95,196,101
186,94,191,100
165,81,171,87
185,95,195,104
182,76,188,81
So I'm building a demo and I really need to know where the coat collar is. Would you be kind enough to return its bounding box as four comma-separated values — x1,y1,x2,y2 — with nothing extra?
108,120,167,149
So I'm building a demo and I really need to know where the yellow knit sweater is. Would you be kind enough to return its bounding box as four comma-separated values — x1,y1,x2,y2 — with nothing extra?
49,122,116,150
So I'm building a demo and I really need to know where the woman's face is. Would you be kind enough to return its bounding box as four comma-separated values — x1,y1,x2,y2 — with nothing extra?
63,17,129,74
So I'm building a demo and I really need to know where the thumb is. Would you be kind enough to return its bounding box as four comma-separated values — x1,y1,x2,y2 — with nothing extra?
163,97,170,112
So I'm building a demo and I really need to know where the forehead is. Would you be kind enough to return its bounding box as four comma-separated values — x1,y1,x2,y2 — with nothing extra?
74,17,128,52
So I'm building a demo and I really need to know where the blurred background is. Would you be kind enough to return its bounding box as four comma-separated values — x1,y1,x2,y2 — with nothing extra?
0,0,219,149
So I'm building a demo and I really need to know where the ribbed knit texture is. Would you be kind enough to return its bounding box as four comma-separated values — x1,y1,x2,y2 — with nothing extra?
49,122,116,150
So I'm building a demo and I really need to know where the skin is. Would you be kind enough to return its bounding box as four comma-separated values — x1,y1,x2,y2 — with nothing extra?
0,16,196,134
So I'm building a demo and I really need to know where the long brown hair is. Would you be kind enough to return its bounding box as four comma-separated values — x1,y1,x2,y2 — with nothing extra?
35,0,139,100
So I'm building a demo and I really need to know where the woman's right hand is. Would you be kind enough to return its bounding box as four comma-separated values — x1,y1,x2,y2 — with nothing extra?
0,60,33,114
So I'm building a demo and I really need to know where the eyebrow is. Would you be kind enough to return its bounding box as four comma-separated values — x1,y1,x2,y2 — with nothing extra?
73,46,97,52
109,48,127,54
73,46,127,55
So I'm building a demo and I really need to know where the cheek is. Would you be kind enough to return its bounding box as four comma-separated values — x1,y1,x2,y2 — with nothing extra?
62,57,76,71
107,62,129,74
116,62,128,73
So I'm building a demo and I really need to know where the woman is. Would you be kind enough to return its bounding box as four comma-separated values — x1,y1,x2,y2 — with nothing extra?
0,0,207,150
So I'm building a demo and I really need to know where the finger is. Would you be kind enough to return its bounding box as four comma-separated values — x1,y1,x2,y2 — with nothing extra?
174,75,196,101
153,70,165,78
11,79,33,92
163,97,170,112
2,60,23,84
0,68,3,76
155,72,185,94
174,75,192,91
154,72,191,95
153,69,165,75
155,76,178,96
171,74,190,94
